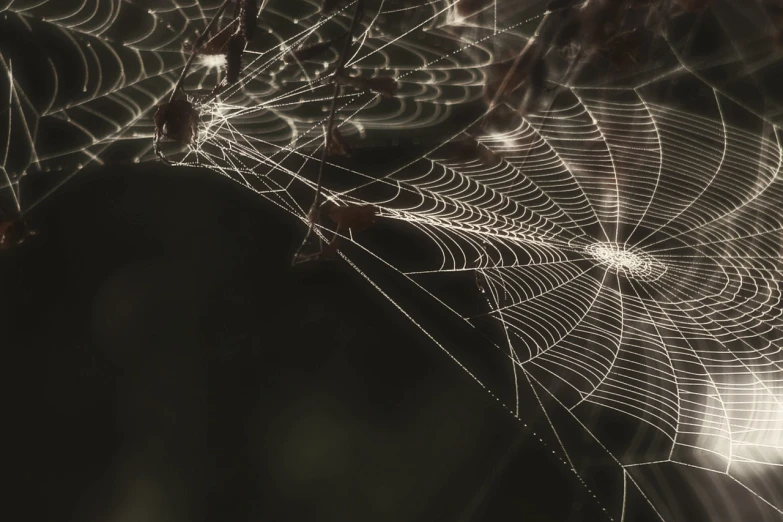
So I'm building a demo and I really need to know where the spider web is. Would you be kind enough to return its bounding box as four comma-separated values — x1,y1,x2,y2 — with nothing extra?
3,0,783,520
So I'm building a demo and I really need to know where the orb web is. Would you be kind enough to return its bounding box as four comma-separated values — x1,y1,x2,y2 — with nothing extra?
3,0,783,520
584,242,667,282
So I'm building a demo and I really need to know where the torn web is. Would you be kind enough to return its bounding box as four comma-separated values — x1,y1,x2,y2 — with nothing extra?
2,0,783,520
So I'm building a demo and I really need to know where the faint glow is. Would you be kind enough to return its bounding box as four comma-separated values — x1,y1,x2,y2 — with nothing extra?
489,132,516,150
198,54,227,69
695,381,783,474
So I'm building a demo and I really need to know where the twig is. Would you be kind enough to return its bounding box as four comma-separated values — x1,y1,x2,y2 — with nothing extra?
482,12,550,124
293,0,365,264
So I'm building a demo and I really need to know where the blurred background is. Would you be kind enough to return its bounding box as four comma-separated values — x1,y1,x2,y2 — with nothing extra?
6,163,611,522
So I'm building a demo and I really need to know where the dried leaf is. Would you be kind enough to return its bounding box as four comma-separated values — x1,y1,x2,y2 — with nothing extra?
362,76,398,98
0,217,34,251
154,99,200,144
326,127,352,157
0,220,15,250
326,203,377,232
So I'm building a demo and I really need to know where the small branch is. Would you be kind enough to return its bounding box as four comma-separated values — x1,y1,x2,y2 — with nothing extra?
293,0,365,264
482,12,550,122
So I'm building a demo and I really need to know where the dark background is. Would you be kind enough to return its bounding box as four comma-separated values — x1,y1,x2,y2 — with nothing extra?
6,163,616,522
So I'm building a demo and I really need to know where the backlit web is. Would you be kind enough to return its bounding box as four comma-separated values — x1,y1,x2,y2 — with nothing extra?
3,0,783,520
